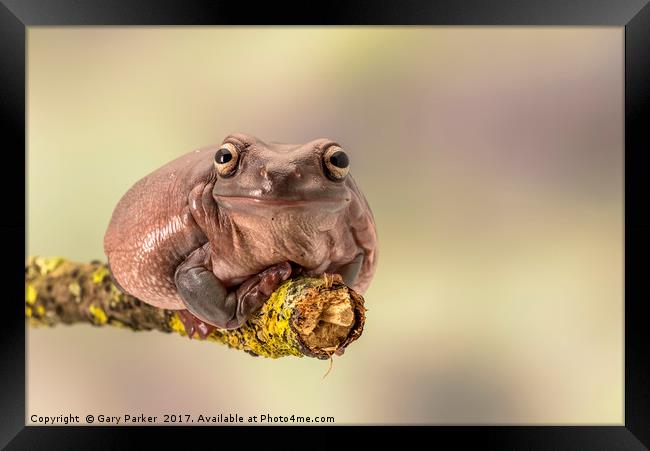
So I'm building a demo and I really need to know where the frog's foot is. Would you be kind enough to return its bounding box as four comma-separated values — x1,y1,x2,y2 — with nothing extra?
176,309,216,340
175,255,292,331
227,261,292,329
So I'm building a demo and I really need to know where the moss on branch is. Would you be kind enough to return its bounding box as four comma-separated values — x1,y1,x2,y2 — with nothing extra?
25,256,366,359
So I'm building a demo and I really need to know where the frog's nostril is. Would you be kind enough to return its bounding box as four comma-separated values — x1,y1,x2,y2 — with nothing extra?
261,177,272,193
262,164,303,194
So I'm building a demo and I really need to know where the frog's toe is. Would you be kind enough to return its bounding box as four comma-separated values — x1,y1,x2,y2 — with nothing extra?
257,261,292,295
176,309,215,340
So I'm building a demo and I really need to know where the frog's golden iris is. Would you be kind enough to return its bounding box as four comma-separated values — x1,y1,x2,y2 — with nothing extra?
213,142,240,178
323,145,350,181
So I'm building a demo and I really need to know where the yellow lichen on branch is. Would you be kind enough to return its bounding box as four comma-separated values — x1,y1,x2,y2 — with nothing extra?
25,257,366,359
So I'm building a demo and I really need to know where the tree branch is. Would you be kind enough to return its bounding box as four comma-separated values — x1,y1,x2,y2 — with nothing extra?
25,257,366,359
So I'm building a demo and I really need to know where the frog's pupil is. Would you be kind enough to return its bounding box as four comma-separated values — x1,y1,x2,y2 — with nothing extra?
329,151,349,168
216,149,232,164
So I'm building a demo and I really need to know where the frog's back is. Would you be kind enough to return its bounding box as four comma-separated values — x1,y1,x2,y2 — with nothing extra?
103,147,216,309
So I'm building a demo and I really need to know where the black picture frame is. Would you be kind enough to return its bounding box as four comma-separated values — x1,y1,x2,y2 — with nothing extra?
3,1,648,449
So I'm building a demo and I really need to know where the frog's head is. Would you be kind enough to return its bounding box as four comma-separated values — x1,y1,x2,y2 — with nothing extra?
212,133,353,217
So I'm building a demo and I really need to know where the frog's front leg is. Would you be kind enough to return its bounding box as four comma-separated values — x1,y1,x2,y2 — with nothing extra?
335,253,364,287
174,246,291,337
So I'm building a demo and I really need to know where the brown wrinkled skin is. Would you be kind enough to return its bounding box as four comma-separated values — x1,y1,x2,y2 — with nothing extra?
104,133,378,312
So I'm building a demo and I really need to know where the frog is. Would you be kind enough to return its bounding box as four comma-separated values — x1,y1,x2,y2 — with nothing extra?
104,133,377,339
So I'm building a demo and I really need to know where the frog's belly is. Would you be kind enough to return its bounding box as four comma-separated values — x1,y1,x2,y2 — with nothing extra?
210,232,358,287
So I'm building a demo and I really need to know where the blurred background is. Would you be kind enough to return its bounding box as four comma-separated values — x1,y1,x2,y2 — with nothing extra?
27,27,623,424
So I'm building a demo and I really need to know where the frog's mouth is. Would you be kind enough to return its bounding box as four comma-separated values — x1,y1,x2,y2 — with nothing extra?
214,195,347,207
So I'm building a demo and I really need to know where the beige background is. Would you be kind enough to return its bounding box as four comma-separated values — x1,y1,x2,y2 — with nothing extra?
27,27,623,424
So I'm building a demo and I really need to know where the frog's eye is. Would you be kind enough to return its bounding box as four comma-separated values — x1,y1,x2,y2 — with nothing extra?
323,145,350,181
214,143,240,177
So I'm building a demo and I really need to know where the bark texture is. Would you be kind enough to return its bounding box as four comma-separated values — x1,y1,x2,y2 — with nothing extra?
25,257,366,359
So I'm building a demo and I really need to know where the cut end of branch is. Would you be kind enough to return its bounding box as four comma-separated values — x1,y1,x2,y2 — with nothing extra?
291,275,366,359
